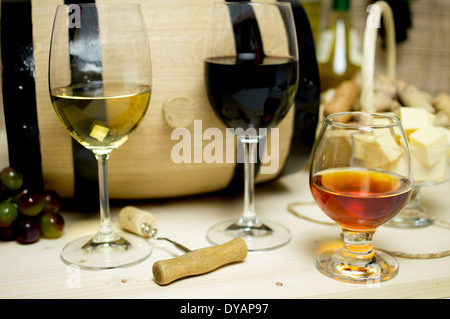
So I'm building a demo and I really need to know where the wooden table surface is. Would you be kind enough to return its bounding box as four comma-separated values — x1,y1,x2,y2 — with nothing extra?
1,165,449,300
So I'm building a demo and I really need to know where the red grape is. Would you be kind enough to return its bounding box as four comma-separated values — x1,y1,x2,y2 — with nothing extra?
0,181,6,199
0,226,15,241
11,187,31,204
17,193,45,217
41,190,61,214
15,217,40,244
0,166,65,244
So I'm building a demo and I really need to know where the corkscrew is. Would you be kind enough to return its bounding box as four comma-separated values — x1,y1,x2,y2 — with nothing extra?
119,206,248,285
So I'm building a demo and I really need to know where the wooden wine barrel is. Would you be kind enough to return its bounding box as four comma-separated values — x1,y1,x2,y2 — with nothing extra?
0,0,319,203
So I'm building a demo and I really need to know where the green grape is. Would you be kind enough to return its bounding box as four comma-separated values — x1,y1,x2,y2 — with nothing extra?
0,167,23,191
0,202,18,227
0,166,65,244
40,212,64,238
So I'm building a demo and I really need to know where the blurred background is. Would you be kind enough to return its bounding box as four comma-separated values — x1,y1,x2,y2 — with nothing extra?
304,0,449,96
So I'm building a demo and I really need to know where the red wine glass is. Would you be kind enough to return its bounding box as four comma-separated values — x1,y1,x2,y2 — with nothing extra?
204,2,299,251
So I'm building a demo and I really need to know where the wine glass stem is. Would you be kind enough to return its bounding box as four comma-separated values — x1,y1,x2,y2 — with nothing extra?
94,152,119,243
239,138,260,227
408,186,422,209
340,228,375,261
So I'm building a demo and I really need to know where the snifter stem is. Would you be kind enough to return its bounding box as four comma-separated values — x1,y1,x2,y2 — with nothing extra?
340,229,375,261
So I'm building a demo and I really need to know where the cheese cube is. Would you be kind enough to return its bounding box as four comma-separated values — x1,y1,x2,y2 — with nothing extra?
412,156,448,183
427,112,436,125
409,126,448,165
399,107,430,137
436,126,450,144
323,130,353,167
90,124,109,141
380,156,410,178
436,127,450,157
352,133,374,160
362,133,401,167
409,126,447,146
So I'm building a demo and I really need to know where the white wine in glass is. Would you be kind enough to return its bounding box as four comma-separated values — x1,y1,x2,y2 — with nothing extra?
49,4,152,270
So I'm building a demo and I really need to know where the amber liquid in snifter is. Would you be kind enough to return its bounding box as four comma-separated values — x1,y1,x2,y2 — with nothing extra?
309,112,413,283
311,168,412,230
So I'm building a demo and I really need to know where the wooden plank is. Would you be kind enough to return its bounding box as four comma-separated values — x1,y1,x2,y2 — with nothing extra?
0,166,449,299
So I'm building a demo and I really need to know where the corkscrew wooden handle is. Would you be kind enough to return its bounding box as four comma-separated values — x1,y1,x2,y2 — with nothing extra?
152,238,248,285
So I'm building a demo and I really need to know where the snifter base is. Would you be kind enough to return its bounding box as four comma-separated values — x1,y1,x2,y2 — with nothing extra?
60,233,152,270
316,248,399,284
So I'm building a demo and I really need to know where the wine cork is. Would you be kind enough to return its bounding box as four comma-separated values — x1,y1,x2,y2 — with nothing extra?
433,93,450,120
324,81,360,120
398,85,435,113
119,206,156,238
162,96,196,128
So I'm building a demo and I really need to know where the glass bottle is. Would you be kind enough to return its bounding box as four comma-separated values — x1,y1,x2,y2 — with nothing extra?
316,0,361,92
300,0,322,42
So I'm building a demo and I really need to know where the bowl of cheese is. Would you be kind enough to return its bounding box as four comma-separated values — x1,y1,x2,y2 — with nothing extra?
399,107,450,186
384,106,450,228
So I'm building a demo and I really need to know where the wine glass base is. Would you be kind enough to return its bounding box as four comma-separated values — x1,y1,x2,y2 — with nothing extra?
387,185,433,228
387,203,433,228
60,233,152,270
316,248,399,284
387,213,433,228
206,219,291,251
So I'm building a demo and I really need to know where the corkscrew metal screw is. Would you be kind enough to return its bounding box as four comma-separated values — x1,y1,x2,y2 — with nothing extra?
141,223,191,253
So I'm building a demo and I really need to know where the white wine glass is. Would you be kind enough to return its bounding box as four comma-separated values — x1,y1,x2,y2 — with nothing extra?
204,2,299,251
49,3,152,269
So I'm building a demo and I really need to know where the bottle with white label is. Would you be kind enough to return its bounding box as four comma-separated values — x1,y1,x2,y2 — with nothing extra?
316,0,362,92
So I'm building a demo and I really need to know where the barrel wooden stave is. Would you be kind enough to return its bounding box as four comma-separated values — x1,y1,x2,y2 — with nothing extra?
30,0,293,199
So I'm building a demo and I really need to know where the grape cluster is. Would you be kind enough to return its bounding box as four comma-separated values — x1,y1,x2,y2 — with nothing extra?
0,167,65,244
